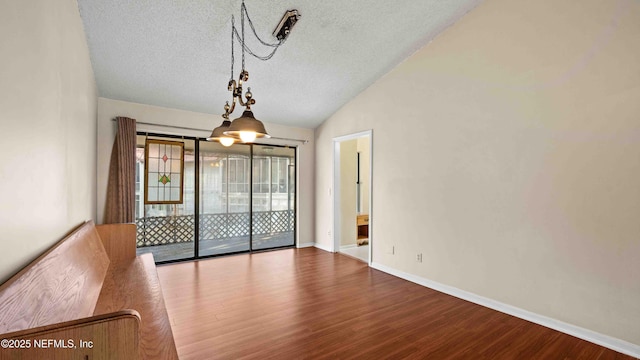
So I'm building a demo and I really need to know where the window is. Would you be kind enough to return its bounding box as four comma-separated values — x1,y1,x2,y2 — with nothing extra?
144,139,184,204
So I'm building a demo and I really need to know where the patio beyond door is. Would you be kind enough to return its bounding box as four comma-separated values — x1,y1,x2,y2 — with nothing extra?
199,142,296,256
135,134,296,263
198,141,252,256
251,145,296,251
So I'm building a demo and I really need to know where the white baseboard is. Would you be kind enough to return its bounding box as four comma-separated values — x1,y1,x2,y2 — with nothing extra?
340,244,357,250
297,242,315,248
370,262,640,358
313,242,334,253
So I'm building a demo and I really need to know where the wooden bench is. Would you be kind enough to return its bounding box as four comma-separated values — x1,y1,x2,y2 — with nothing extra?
0,221,178,360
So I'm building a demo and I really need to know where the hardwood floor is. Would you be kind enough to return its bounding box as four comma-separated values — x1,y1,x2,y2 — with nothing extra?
157,248,634,360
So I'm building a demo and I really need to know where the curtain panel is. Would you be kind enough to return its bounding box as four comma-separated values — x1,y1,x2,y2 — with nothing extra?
104,116,136,224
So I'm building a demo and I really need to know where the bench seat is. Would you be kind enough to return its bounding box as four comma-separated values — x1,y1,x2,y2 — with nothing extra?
95,254,177,359
0,221,178,360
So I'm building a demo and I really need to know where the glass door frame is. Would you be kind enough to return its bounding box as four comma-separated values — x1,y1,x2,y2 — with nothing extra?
250,144,297,252
135,132,297,265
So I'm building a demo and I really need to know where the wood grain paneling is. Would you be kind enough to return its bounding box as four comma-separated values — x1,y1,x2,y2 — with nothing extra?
96,223,137,263
0,221,177,360
157,248,635,360
96,254,178,360
0,221,109,334
1,310,140,360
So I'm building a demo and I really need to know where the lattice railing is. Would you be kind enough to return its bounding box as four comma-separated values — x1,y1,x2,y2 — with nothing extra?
272,210,293,233
136,215,195,247
136,210,294,247
252,212,271,235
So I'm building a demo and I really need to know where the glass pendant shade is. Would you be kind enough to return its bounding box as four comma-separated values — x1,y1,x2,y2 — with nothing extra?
219,137,234,147
206,119,236,147
239,131,257,143
224,110,270,143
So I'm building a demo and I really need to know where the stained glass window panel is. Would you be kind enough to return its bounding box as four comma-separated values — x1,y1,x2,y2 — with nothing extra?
144,139,184,204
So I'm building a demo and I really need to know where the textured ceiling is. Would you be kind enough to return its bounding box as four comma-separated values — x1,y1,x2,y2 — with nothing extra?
77,0,482,129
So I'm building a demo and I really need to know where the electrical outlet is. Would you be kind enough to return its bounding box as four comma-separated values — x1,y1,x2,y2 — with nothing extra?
416,253,423,263
328,230,331,238
386,245,394,255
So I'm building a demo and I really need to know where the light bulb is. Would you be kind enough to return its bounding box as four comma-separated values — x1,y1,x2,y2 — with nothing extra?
220,137,234,147
239,131,257,143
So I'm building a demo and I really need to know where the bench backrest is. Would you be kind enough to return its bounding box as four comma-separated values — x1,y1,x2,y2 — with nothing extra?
95,223,137,264
0,221,110,333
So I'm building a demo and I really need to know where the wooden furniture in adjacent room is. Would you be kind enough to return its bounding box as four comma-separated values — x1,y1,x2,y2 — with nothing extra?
357,214,369,245
0,221,178,360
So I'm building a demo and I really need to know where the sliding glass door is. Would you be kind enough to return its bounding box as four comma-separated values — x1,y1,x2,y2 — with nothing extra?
252,145,296,250
198,141,251,256
134,134,296,262
135,135,196,262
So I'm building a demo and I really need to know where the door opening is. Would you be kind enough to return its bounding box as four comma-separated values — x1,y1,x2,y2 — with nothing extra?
333,130,372,264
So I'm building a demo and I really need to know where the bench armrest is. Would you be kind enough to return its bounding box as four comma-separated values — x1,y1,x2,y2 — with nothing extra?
0,310,140,360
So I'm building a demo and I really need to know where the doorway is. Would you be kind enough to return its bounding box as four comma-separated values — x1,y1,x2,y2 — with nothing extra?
333,130,372,264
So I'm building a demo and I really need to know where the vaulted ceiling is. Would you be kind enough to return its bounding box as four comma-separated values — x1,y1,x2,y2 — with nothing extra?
77,0,482,128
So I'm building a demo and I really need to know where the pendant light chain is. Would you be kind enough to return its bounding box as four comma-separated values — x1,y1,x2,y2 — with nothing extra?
228,0,285,67
226,0,299,83
241,1,245,72
212,0,297,146
230,16,235,81
241,2,282,48
232,27,281,60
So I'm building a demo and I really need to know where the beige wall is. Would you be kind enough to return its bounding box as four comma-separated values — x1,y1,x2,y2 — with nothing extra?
315,0,640,346
340,139,357,246
97,98,315,245
0,0,97,283
356,136,370,215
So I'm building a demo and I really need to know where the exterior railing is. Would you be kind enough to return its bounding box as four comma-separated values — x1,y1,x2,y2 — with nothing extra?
135,210,294,247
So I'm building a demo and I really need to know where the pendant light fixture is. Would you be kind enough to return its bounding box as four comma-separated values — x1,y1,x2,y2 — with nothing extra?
207,120,236,146
224,86,270,143
207,1,300,145
207,102,237,147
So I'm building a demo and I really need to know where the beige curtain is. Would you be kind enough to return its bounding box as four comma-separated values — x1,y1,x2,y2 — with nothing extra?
104,117,136,224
